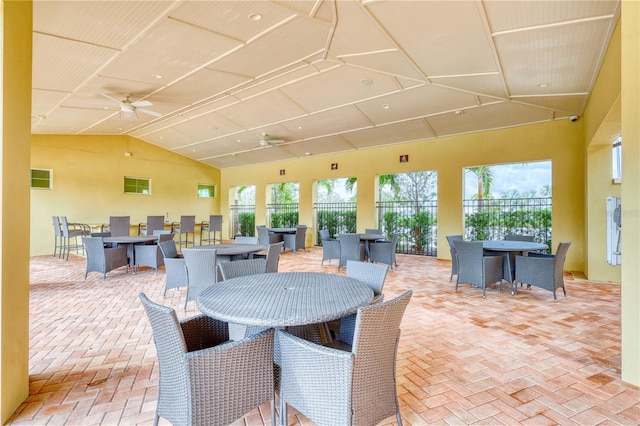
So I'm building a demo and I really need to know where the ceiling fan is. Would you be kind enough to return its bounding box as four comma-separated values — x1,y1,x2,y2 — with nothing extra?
101,93,161,118
253,133,286,149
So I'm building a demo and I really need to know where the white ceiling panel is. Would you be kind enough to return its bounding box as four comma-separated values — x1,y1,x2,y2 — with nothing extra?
32,33,118,92
280,65,401,113
366,1,498,77
496,19,615,96
100,19,242,85
513,95,588,116
355,85,478,125
32,0,620,168
430,74,508,100
34,1,173,49
216,90,309,129
150,69,251,105
342,120,435,149
280,106,373,138
427,102,553,137
32,89,69,118
484,0,619,33
283,135,355,157
206,16,329,78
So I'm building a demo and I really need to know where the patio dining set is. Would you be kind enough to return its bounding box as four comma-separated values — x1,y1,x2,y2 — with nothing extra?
446,234,572,301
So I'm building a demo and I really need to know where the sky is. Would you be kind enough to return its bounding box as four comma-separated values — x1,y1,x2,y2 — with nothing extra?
464,160,551,199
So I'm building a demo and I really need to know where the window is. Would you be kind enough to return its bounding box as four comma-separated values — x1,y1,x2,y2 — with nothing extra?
198,184,216,198
612,136,622,183
31,169,52,189
124,177,150,194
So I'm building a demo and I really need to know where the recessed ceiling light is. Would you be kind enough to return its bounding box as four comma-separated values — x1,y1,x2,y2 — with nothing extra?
248,13,262,21
305,152,312,156
152,74,162,79
382,104,390,109
360,78,373,86
537,83,548,88
297,126,303,130
455,110,463,115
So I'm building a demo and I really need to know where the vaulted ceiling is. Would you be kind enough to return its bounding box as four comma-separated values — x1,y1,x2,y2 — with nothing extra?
32,0,620,169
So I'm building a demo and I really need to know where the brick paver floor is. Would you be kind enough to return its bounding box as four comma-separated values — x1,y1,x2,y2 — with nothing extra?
8,246,640,425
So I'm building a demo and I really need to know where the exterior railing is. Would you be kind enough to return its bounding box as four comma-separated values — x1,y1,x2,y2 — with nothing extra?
463,197,552,250
314,202,357,241
376,200,438,256
267,203,299,228
230,205,255,237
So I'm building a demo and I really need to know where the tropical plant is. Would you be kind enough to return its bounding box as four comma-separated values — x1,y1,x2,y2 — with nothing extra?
467,166,493,199
238,212,255,236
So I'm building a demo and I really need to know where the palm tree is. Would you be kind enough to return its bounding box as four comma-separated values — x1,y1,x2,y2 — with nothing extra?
379,174,400,200
467,166,493,200
344,175,399,200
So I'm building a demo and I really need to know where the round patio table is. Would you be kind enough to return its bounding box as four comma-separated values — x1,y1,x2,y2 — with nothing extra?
197,272,374,327
193,243,265,257
481,240,548,252
103,235,158,272
481,240,548,294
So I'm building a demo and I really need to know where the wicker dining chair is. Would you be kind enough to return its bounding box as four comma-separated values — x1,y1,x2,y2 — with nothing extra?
454,240,504,298
217,258,266,281
277,290,412,426
332,260,389,343
369,234,399,270
283,225,307,253
263,241,285,272
514,241,572,301
200,214,223,245
82,236,129,279
446,235,464,282
159,240,187,297
133,233,174,274
139,293,275,426
182,248,217,311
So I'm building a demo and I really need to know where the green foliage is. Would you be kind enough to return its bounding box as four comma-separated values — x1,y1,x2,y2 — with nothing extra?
317,209,357,237
271,211,298,228
238,212,255,236
465,205,552,245
382,211,400,240
395,211,436,253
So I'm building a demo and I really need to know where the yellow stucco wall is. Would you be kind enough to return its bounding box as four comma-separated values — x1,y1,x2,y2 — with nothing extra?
620,0,640,387
1,0,32,421
584,17,622,283
30,135,221,256
221,119,585,273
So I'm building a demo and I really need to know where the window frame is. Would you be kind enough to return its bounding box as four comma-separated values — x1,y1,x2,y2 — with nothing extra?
31,168,53,189
198,183,216,198
612,136,622,184
124,176,151,195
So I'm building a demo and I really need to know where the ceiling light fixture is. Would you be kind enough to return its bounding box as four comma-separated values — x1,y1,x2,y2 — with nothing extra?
455,110,464,115
382,104,390,109
359,78,373,86
248,13,262,21
305,152,312,156
537,83,548,88
152,74,162,79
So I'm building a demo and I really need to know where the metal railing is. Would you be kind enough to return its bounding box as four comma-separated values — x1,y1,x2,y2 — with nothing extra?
230,205,255,237
463,197,552,249
376,200,438,256
267,203,299,228
314,202,358,241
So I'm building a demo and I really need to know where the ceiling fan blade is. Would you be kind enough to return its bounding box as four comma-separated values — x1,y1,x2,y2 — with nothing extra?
101,93,123,104
131,100,153,107
136,107,162,117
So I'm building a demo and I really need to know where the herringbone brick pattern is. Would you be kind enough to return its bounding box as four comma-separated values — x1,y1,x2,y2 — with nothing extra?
8,246,640,425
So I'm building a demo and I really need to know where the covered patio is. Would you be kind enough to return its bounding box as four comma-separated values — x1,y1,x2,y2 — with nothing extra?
10,247,639,425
